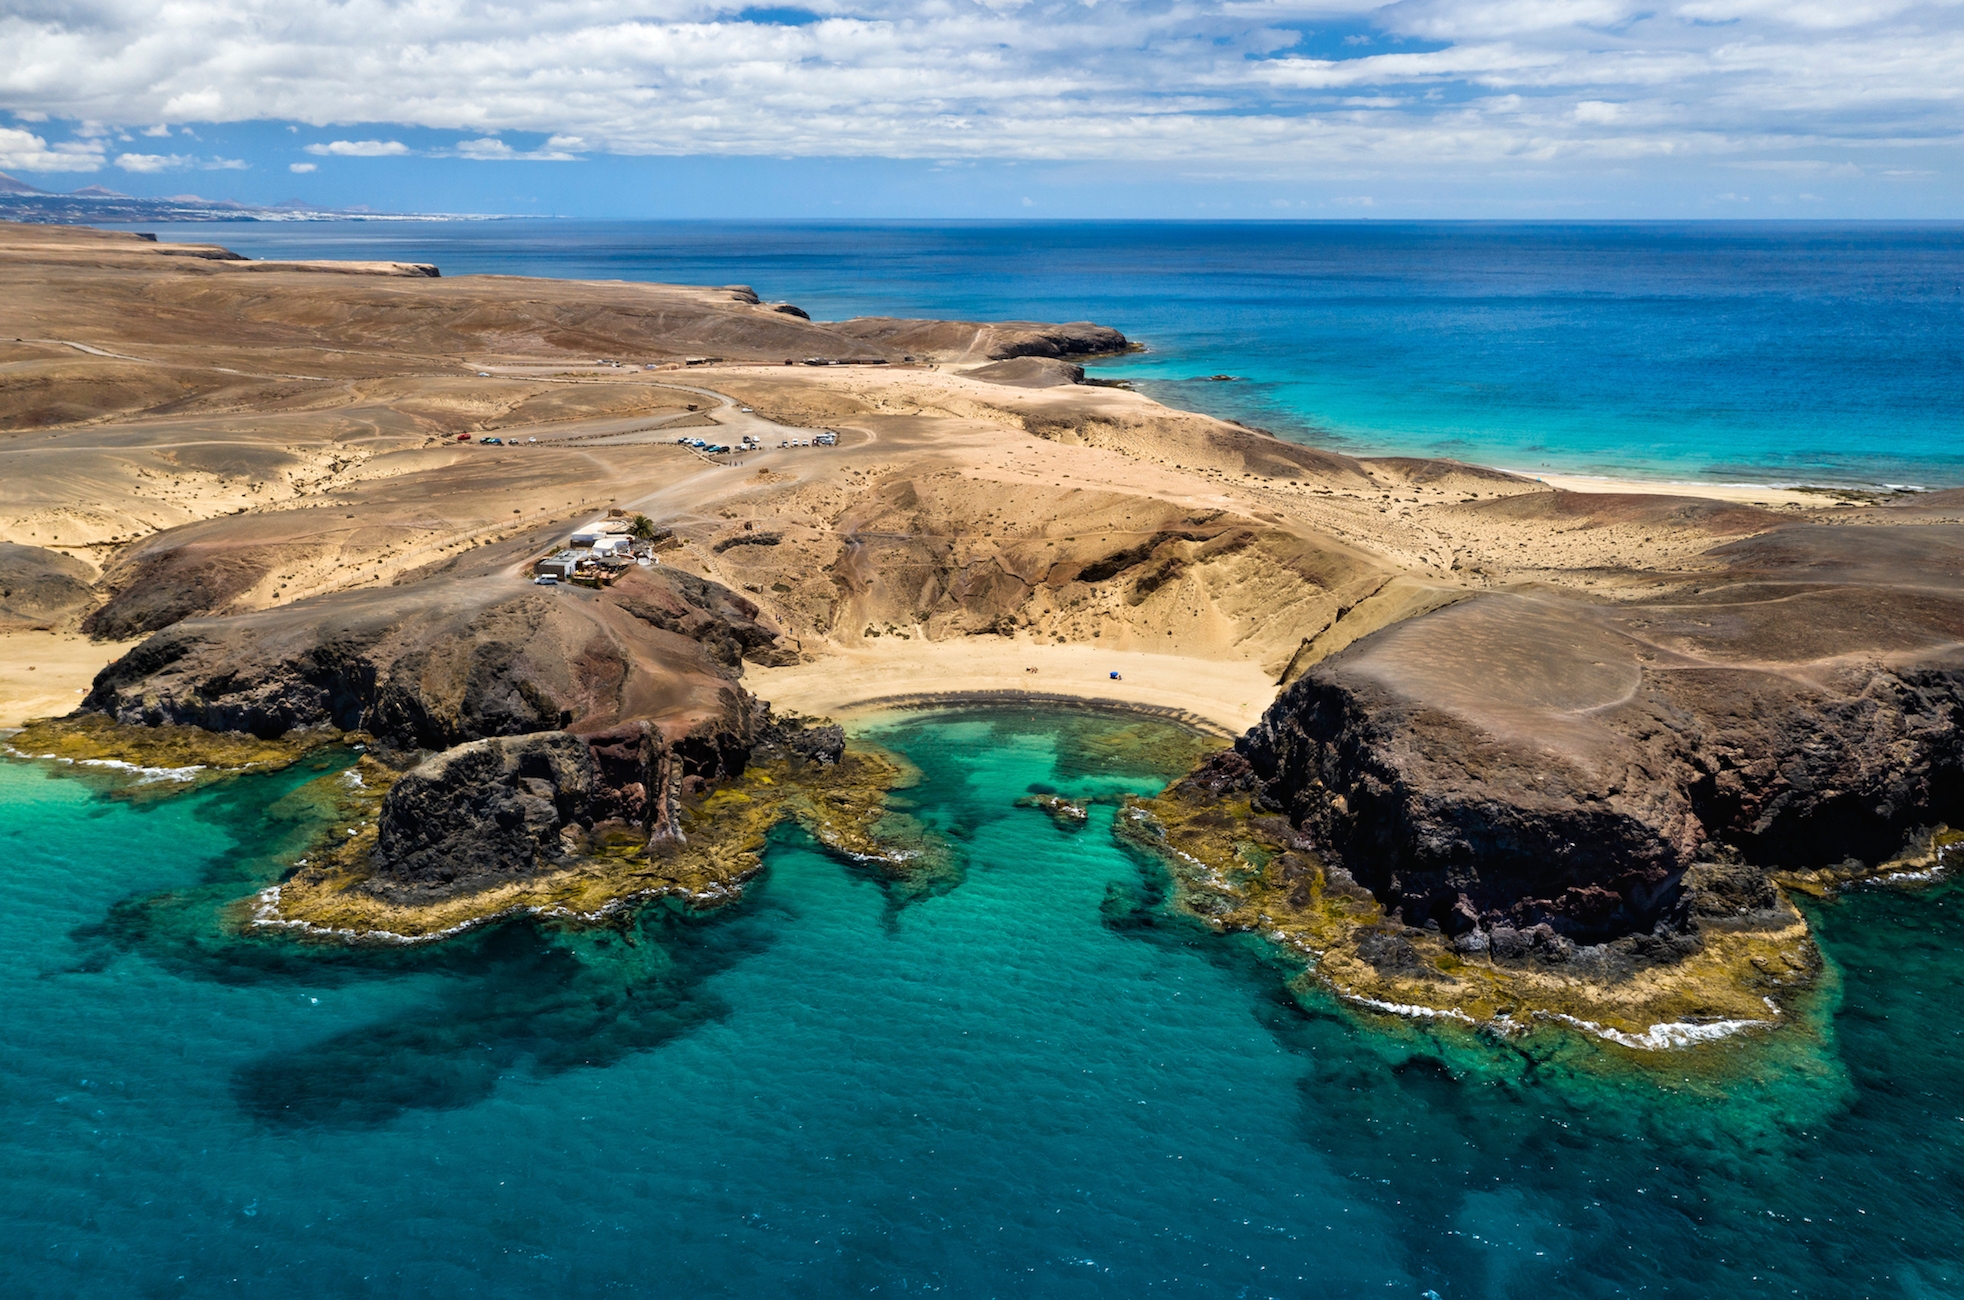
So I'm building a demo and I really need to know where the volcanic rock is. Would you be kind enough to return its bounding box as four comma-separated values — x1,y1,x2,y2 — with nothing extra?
369,732,597,901
1225,518,1964,944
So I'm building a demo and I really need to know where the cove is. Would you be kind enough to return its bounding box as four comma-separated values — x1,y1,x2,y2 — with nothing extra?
2,706,1962,1297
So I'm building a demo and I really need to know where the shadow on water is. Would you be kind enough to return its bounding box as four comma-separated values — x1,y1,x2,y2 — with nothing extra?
230,896,779,1128
54,750,786,1130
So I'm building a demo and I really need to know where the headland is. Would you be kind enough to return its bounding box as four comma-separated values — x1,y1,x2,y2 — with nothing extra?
4,220,1961,1053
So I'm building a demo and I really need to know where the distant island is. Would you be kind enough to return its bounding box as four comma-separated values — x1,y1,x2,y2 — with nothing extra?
0,170,488,223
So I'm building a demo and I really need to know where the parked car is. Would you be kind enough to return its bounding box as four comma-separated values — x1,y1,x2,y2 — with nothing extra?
534,575,559,586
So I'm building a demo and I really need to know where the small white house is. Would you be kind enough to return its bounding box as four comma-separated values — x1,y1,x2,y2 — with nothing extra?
535,550,583,579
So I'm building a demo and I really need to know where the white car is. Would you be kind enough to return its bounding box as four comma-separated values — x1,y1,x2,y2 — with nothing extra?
534,575,559,585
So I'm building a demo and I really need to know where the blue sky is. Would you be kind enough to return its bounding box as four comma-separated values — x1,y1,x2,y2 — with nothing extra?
2,1,1960,218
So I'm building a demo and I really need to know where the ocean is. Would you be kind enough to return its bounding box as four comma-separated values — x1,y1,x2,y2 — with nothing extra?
133,219,1964,490
2,710,1961,1296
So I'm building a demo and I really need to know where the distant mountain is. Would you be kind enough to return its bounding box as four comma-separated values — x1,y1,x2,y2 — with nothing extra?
0,178,487,224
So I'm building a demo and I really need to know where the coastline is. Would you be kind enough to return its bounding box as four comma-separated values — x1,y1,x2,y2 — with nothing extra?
6,221,1960,1066
1502,469,1890,509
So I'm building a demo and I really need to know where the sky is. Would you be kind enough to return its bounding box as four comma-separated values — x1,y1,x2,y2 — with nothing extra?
0,0,1960,218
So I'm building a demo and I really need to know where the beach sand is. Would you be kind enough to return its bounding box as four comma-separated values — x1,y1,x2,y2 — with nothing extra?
1521,472,1847,508
0,632,139,729
749,640,1279,736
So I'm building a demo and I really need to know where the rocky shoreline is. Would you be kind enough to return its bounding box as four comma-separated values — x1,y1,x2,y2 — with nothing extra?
1116,546,1964,1044
258,724,927,943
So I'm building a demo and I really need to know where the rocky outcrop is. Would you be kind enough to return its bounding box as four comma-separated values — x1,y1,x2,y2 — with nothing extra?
825,317,1129,363
362,709,846,902
0,542,96,629
1211,529,1964,950
82,565,792,749
70,530,856,908
368,732,598,901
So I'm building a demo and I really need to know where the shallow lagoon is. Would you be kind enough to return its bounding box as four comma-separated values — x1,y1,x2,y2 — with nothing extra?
3,707,1961,1297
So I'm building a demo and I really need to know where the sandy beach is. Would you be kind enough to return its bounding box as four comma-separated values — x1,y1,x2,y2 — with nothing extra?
1516,471,1865,509
0,632,139,729
748,640,1278,736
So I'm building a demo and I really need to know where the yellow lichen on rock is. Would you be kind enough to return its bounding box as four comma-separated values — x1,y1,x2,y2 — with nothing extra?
1117,784,1825,1052
5,713,348,787
259,744,927,942
1771,825,1959,897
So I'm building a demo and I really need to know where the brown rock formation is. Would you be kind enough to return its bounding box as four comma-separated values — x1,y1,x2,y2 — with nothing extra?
1221,515,1964,951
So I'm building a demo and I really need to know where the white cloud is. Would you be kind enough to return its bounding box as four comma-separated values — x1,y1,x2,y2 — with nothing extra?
142,123,170,136
453,136,578,161
110,150,246,172
0,125,103,171
289,160,317,172
114,151,191,172
454,137,514,159
304,139,411,157
0,1,1958,170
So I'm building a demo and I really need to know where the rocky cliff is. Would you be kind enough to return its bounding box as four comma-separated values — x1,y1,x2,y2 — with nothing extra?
1208,521,1964,957
79,562,828,889
358,710,845,902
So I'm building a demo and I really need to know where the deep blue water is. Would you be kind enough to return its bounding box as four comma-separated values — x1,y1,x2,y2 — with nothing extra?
4,710,1964,1297
137,219,1964,488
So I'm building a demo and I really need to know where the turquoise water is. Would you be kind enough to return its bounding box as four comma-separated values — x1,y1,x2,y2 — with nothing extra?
4,708,1963,1297
138,220,1964,489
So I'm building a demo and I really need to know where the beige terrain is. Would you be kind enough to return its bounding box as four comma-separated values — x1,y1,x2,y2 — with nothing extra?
0,221,1894,733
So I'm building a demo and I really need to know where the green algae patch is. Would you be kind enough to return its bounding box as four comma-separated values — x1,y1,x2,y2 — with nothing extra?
1116,782,1827,1059
257,744,935,942
5,713,349,795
